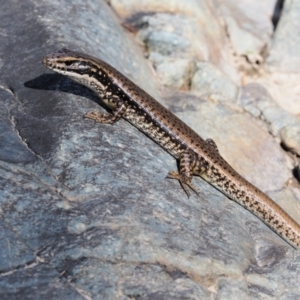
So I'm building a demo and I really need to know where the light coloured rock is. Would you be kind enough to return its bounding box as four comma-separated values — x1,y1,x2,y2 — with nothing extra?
239,83,300,146
149,53,193,89
239,83,300,157
244,1,300,116
252,72,300,115
224,14,265,56
112,1,240,84
266,0,300,72
136,14,194,57
190,61,238,102
280,125,300,156
219,0,276,58
262,105,300,137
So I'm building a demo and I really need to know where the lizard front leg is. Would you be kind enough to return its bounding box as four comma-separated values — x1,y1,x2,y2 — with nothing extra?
84,95,127,124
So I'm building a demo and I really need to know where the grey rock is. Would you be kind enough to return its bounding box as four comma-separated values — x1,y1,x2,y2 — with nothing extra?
239,83,300,145
262,105,300,137
138,21,191,57
135,13,206,91
135,12,239,93
123,4,240,83
0,219,35,271
149,53,194,89
0,265,85,300
190,61,238,103
238,82,272,118
239,83,300,157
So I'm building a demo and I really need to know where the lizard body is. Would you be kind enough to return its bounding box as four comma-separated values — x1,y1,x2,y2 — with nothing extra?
43,49,300,249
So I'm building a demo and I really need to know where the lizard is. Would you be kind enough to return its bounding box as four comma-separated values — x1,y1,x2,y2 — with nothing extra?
42,48,300,249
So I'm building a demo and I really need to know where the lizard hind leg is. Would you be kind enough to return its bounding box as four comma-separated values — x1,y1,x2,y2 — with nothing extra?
166,151,200,197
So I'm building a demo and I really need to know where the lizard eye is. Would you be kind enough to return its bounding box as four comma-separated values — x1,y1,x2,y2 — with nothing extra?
64,61,73,66
77,62,88,69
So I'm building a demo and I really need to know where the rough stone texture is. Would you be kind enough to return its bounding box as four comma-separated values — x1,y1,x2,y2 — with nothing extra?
253,72,300,115
238,83,300,157
280,125,300,157
1,0,300,299
115,1,240,84
149,53,194,90
219,0,276,57
250,0,300,115
190,62,238,103
266,0,300,72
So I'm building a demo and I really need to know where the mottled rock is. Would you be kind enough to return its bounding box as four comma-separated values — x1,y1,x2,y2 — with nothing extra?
136,14,193,57
190,62,238,103
112,1,240,84
149,53,194,89
239,83,300,156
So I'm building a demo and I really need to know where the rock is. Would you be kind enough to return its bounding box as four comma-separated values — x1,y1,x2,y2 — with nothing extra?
1,0,300,299
253,72,300,115
190,61,238,103
254,0,300,115
280,125,300,156
239,83,300,157
149,54,194,90
220,0,276,58
117,3,240,84
266,0,300,72
136,14,193,57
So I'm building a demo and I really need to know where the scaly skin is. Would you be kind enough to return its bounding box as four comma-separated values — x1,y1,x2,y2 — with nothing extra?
43,49,300,249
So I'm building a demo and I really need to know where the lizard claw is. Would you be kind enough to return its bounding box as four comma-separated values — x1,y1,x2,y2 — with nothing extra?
84,111,114,124
166,171,200,197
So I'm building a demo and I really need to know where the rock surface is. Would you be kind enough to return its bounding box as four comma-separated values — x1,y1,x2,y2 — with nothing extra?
253,0,300,114
1,0,300,299
266,0,300,72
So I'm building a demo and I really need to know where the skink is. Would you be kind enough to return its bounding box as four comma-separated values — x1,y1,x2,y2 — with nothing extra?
43,48,300,249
